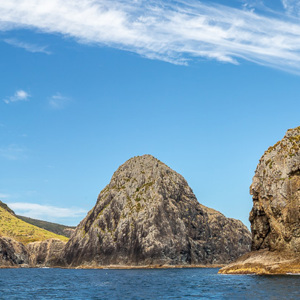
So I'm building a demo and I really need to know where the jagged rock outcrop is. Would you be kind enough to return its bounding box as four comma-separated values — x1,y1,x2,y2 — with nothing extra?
220,126,300,274
63,155,251,267
0,236,29,267
27,239,66,267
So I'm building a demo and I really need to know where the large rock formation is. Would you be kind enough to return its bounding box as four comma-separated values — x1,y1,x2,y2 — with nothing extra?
220,127,300,274
63,155,251,267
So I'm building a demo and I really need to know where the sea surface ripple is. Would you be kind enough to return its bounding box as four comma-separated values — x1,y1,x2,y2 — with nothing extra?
0,268,299,299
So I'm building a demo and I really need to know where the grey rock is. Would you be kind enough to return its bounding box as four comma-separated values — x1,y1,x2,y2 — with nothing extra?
220,126,300,274
63,228,75,238
0,236,29,266
250,127,300,253
63,155,251,267
27,238,66,267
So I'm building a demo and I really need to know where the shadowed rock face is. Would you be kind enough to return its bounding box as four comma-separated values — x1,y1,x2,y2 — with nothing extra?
250,127,300,253
63,155,251,267
0,237,29,266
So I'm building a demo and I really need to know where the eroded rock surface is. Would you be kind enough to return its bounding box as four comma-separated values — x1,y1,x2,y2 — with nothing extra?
220,126,300,274
219,249,300,275
63,228,75,238
63,155,251,267
0,236,29,267
250,127,300,253
27,238,66,267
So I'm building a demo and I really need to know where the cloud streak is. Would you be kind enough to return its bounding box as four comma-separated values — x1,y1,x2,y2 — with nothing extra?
4,38,51,54
282,0,300,16
7,202,87,220
1,0,300,72
48,93,70,110
3,89,30,104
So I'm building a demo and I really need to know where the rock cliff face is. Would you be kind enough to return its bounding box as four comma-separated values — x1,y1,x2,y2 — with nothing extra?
0,236,66,268
250,127,300,253
0,200,68,268
220,127,300,274
63,155,251,267
27,239,66,267
0,237,29,267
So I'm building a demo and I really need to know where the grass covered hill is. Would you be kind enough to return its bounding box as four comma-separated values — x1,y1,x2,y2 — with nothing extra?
17,215,75,238
0,202,68,244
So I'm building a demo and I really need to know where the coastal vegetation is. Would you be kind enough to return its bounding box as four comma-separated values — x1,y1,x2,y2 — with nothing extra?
16,215,75,238
0,205,68,244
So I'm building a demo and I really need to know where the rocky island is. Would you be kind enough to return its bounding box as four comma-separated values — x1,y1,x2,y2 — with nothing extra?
62,154,251,267
219,126,300,274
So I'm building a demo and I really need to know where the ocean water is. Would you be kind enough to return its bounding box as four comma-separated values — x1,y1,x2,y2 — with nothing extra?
0,268,299,299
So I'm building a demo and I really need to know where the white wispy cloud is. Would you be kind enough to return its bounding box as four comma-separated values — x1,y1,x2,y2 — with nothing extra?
3,89,30,104
0,1,300,72
282,0,300,16
3,38,51,54
0,144,27,160
7,202,87,220
48,93,70,109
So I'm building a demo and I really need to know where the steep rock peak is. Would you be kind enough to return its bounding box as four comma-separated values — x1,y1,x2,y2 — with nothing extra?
109,155,189,193
63,154,251,267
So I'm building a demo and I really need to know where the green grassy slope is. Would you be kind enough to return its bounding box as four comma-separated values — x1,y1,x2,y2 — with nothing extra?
0,205,68,244
17,215,75,237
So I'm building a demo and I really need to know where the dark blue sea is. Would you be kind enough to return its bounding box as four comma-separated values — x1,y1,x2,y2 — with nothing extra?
0,268,299,299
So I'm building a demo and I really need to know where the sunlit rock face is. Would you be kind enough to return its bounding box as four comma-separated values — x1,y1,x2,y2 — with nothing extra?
250,127,300,253
220,126,300,275
27,238,66,267
63,155,251,267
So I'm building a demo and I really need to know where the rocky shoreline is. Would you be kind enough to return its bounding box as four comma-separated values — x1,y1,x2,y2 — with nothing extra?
219,249,300,275
0,263,225,270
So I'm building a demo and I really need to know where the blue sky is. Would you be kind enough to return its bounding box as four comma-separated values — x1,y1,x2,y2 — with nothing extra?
1,0,300,227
